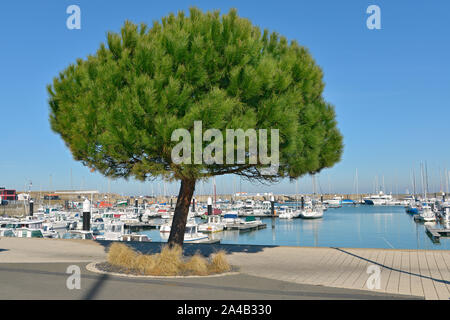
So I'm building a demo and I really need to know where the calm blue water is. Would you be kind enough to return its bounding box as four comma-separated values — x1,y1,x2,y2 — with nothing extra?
140,206,449,250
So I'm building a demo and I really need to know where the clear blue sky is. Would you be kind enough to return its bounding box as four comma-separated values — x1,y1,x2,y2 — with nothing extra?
1,0,449,196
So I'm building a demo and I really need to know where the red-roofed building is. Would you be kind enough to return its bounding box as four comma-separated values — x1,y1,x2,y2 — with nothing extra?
0,188,17,201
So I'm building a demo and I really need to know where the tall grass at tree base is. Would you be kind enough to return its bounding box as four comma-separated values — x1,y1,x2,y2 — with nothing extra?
107,242,231,276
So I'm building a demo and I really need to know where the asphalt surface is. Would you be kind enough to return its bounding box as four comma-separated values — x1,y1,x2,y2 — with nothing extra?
0,262,421,300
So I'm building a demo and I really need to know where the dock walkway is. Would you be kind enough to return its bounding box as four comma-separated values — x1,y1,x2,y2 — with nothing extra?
224,223,267,232
227,246,450,300
426,226,450,243
124,222,161,230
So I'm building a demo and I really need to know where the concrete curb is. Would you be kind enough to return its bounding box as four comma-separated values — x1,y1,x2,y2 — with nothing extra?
86,261,240,279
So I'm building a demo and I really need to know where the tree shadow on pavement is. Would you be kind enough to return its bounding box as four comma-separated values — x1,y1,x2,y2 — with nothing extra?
96,240,278,257
334,247,450,285
83,273,109,300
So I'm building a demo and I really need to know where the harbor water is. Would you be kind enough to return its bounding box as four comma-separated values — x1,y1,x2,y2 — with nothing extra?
140,205,449,250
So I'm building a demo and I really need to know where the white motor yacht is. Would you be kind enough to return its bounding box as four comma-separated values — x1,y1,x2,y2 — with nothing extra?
363,191,394,205
414,205,436,222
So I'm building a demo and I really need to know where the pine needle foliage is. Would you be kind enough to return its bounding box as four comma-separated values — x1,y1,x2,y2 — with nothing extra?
48,7,343,183
48,8,343,247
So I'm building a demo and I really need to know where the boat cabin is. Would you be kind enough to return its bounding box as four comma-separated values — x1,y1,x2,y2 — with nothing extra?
62,230,94,240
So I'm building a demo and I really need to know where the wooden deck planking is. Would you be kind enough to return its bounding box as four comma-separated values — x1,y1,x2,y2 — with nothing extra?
293,248,330,283
317,248,352,285
432,251,450,295
409,251,425,297
385,250,402,294
398,251,411,296
331,249,360,288
441,250,450,273
417,251,438,300
230,246,447,299
425,251,450,300
370,248,389,292
330,248,360,287
380,250,395,292
340,249,371,289
306,248,342,285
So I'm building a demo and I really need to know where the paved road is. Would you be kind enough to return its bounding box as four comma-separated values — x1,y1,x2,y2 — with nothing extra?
0,262,418,300
1,237,444,299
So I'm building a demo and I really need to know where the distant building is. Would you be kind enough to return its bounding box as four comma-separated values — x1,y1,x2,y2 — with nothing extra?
0,188,17,201
44,194,60,200
17,193,30,201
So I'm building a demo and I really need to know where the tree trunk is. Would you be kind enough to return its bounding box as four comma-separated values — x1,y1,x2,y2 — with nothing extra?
167,178,196,248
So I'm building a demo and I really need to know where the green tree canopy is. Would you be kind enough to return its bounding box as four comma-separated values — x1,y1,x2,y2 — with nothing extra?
48,7,343,246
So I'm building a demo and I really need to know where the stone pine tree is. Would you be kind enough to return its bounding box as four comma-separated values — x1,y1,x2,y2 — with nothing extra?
48,8,343,247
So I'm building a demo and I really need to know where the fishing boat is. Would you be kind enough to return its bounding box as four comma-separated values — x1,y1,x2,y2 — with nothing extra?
183,223,209,242
14,228,44,238
62,230,95,240
1,218,49,238
95,221,125,241
42,223,59,238
0,218,19,233
0,228,15,237
198,215,225,233
48,219,69,232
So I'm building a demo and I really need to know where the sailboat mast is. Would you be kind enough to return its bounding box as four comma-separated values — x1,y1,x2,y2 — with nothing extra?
213,177,216,206
420,162,426,199
445,169,450,193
